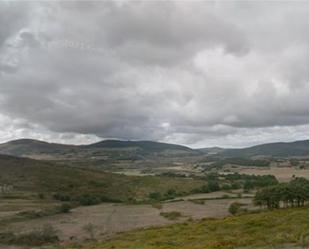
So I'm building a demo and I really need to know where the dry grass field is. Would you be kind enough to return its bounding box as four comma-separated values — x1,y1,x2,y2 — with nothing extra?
1,198,253,244
223,166,309,182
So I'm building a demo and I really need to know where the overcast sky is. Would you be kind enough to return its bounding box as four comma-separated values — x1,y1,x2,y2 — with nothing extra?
2,1,309,148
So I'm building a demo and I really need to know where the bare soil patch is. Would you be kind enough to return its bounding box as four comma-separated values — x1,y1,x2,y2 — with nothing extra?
2,198,253,243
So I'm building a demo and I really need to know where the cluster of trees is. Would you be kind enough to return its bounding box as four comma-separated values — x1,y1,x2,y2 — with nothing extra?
254,177,309,209
209,157,270,169
149,189,178,201
53,193,121,206
192,173,279,194
225,173,278,191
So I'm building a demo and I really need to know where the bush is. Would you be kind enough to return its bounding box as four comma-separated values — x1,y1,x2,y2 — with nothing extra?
58,203,72,213
53,193,71,202
160,211,182,220
149,192,162,201
228,202,241,215
78,195,101,206
164,189,177,199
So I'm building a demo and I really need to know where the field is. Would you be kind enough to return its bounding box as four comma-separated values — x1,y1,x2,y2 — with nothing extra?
220,166,309,182
58,207,309,249
1,197,253,244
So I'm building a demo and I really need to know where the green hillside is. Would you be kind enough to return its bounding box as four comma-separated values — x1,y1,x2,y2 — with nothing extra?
0,139,199,172
61,207,309,249
0,155,205,204
0,139,77,157
0,139,196,158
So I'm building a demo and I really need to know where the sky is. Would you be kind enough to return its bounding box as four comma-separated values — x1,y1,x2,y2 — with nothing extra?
1,1,309,148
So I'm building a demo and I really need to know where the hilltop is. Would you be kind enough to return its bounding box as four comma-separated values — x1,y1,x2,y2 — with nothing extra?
0,139,197,159
222,139,309,157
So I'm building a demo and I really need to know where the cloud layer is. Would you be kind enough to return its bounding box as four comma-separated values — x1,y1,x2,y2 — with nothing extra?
1,1,309,147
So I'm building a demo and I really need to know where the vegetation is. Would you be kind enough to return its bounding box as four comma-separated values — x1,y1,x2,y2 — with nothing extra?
208,157,270,169
160,211,183,220
0,155,205,206
192,173,278,194
0,224,58,246
254,177,309,209
228,202,243,215
58,207,309,249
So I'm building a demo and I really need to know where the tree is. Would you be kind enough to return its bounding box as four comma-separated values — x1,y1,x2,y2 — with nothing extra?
254,177,309,209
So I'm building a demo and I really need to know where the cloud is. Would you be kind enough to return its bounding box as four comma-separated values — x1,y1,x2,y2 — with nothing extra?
1,1,309,147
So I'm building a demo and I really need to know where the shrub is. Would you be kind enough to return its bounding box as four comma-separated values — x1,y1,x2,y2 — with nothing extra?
149,192,162,201
78,195,101,206
228,202,241,215
58,203,72,213
160,211,182,220
164,189,177,199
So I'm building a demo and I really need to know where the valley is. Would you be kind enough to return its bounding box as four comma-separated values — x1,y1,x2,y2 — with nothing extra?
1,138,309,248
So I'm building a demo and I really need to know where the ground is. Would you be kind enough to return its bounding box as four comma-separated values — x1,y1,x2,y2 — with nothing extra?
57,207,309,249
2,197,252,243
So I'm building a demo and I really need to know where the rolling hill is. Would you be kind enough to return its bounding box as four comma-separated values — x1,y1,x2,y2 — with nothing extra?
3,138,309,162
0,154,204,203
0,139,77,157
88,139,195,153
222,139,309,157
0,139,196,159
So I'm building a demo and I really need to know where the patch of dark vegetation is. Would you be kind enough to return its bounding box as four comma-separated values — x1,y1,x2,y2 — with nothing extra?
160,211,183,220
254,177,309,209
205,157,270,169
0,224,58,246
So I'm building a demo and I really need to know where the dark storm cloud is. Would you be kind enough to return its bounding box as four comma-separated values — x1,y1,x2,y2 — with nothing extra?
1,1,309,147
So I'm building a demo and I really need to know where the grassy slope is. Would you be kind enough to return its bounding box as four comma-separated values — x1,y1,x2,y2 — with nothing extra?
0,155,204,202
63,207,309,249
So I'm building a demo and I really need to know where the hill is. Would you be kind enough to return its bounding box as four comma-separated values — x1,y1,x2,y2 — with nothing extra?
0,154,205,204
197,147,225,154
62,207,309,249
0,139,77,157
87,139,195,153
222,139,309,157
0,139,196,159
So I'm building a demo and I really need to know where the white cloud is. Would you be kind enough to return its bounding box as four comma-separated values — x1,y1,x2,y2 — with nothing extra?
1,1,309,147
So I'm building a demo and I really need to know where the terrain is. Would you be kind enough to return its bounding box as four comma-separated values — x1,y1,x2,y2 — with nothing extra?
0,154,206,205
58,207,309,249
221,139,309,157
1,138,309,249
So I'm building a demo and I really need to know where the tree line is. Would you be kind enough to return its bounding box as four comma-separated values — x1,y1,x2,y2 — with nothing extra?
254,177,309,209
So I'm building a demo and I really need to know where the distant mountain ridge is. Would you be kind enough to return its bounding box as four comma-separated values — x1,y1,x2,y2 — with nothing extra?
88,139,194,152
0,138,195,158
221,139,309,157
2,138,309,159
